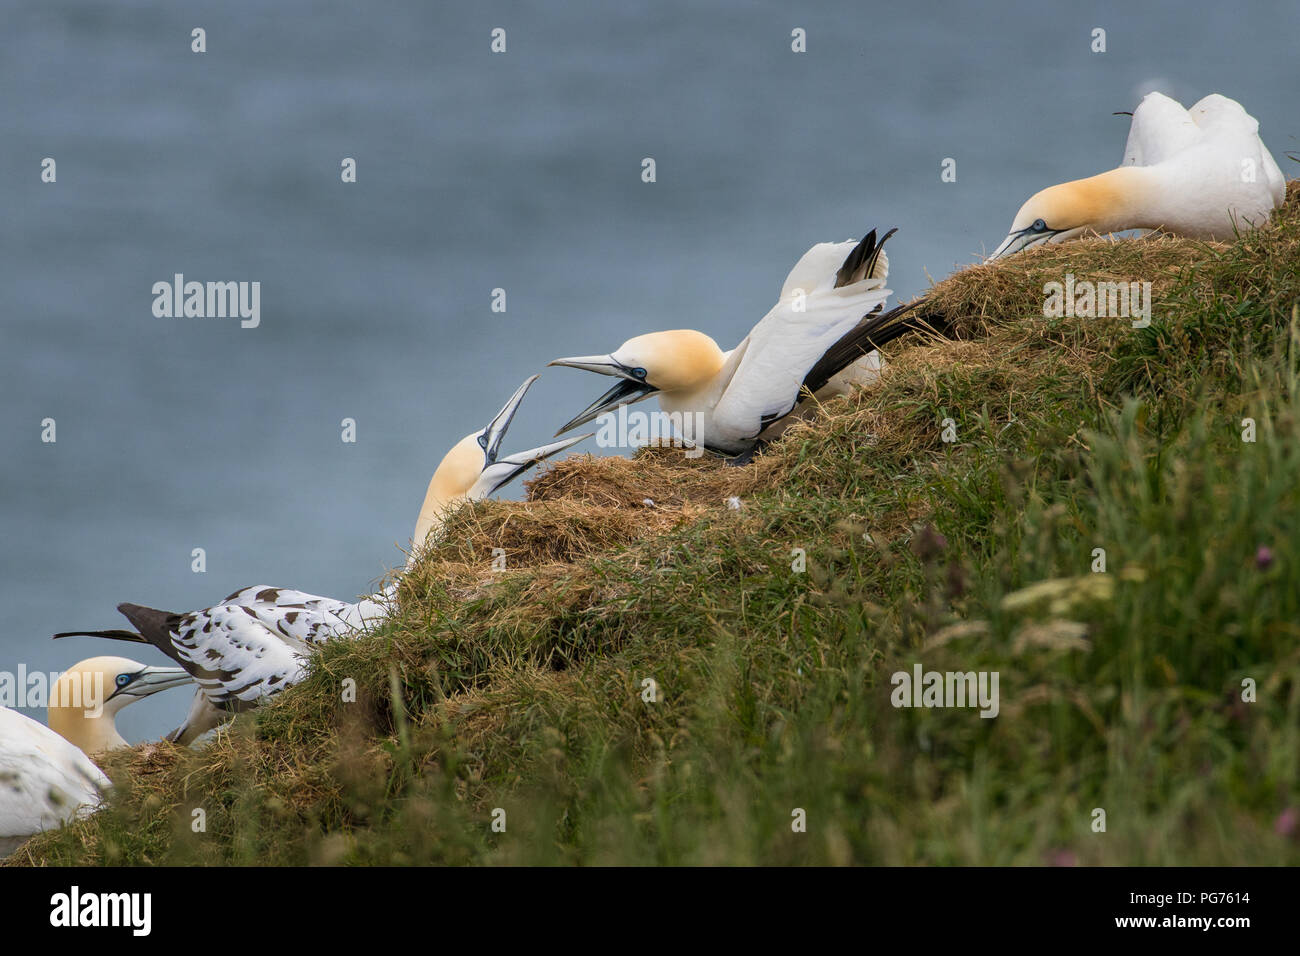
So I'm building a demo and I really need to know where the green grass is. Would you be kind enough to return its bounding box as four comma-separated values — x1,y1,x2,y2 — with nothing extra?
11,185,1300,866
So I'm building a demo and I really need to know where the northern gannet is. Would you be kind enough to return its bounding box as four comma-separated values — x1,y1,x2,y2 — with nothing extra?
59,585,396,744
549,228,922,459
0,656,191,853
988,92,1286,259
53,376,588,734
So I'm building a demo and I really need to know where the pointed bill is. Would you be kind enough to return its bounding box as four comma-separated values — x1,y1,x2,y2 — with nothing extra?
986,227,1060,261
548,355,658,435
107,665,193,702
471,433,593,498
482,374,541,464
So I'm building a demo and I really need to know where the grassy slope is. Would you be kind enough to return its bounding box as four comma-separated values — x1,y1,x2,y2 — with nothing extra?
13,183,1300,866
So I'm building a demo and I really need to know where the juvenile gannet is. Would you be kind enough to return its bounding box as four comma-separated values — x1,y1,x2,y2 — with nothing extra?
549,228,924,459
53,376,588,733
988,92,1285,259
58,585,397,744
1,656,191,853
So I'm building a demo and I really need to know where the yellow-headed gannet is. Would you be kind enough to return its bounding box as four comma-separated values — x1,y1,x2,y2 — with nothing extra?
53,376,588,735
1,656,191,853
549,228,922,460
988,92,1286,259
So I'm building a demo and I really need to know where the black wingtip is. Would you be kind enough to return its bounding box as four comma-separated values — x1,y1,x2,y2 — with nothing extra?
835,227,899,288
799,295,948,398
865,227,898,280
834,229,876,288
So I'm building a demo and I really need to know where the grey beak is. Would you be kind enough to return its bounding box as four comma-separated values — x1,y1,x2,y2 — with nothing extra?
107,665,193,702
472,433,593,498
986,226,1060,262
480,374,540,464
547,356,658,435
467,375,593,499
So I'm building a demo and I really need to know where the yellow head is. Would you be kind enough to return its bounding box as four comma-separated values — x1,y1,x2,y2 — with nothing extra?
988,167,1147,259
408,376,590,556
615,331,727,391
48,655,192,755
548,329,727,433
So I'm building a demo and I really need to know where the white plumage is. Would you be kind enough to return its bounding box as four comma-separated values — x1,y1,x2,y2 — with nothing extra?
1,656,192,853
0,706,109,853
708,239,893,447
990,91,1286,259
549,229,914,458
128,585,394,711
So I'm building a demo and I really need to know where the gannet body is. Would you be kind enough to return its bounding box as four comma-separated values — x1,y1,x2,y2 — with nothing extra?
550,228,920,458
0,657,191,852
54,377,588,733
989,92,1285,259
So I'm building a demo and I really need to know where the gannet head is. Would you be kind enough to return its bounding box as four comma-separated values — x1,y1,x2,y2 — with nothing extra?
410,375,592,552
548,330,726,434
987,170,1142,260
48,655,192,754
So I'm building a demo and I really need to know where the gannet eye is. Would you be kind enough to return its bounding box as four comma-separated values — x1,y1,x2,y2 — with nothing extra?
115,674,132,688
631,367,647,380
477,434,488,449
1031,219,1047,232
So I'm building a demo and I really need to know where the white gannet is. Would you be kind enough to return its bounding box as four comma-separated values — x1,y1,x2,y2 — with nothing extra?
988,92,1286,260
1,656,191,853
548,228,922,460
53,376,589,735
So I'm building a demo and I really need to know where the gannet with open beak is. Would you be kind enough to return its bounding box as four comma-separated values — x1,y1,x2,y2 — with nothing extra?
988,92,1285,260
1,656,191,853
549,228,923,459
52,377,588,735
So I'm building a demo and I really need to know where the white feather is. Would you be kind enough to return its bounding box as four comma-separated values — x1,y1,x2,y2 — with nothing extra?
0,707,109,846
149,584,394,710
706,242,893,450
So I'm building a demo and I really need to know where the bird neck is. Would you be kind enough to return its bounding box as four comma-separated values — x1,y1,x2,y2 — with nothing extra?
408,478,466,567
48,705,126,756
1074,165,1166,233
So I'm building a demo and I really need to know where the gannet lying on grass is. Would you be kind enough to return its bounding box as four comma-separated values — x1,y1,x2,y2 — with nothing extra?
549,228,925,460
58,585,397,744
53,376,588,739
1,656,191,853
988,91,1285,259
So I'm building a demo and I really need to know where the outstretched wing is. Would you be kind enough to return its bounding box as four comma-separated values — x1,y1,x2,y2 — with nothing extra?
711,231,895,445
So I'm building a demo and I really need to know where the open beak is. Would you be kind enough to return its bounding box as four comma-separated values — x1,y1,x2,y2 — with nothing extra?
107,665,193,702
469,375,593,498
480,374,537,464
471,434,591,497
547,355,659,435
986,227,1062,262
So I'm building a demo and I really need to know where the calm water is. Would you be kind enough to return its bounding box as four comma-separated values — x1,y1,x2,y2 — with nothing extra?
2,0,1295,739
